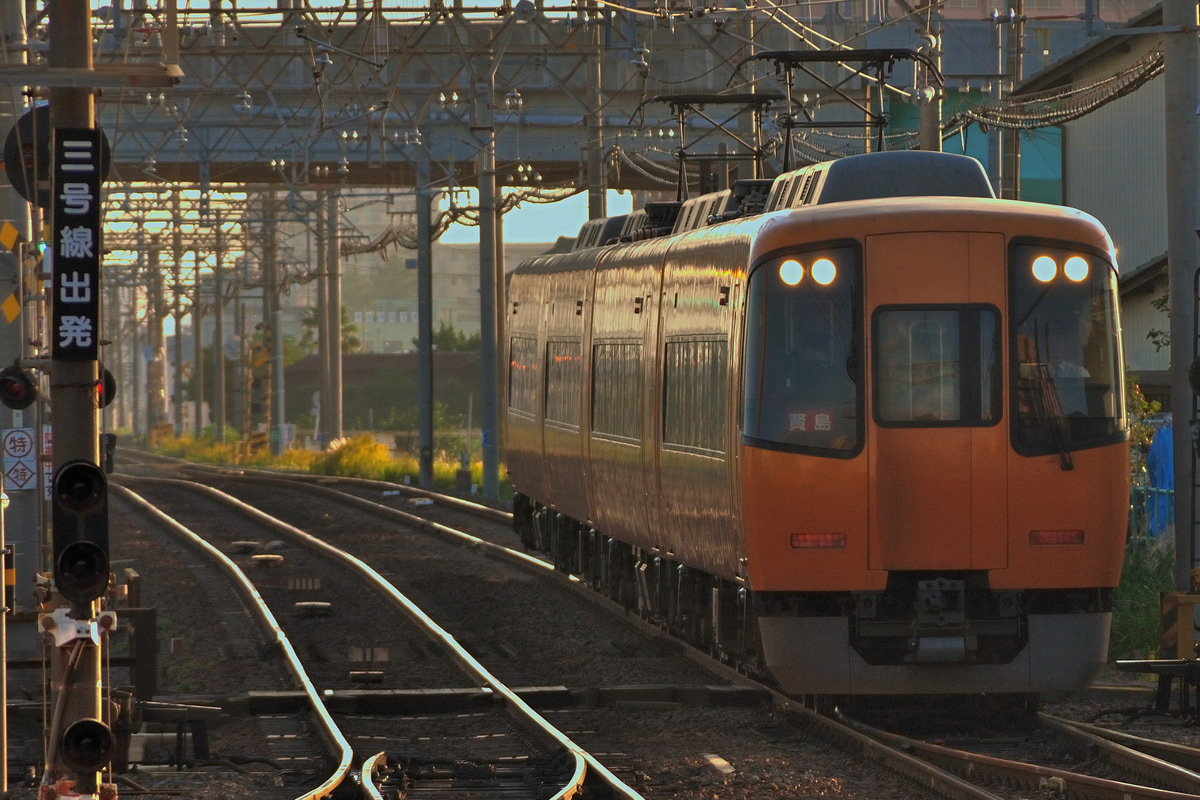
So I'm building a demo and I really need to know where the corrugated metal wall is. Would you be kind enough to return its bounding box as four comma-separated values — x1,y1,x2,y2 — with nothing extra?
1064,71,1165,275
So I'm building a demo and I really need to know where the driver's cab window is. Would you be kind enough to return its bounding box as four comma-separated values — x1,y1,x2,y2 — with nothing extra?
873,306,999,427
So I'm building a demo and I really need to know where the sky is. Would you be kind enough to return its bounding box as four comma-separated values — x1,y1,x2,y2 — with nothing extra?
438,189,635,245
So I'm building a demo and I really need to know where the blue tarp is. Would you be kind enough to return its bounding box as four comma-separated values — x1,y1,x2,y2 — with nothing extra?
1146,421,1174,538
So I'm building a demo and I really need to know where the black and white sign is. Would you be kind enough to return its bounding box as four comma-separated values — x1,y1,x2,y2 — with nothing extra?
51,128,102,361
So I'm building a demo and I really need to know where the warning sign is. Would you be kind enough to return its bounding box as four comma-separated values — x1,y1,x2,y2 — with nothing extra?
3,428,37,492
4,461,35,490
2,429,34,461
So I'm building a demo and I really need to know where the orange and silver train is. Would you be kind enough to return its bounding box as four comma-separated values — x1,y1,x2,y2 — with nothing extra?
503,150,1128,697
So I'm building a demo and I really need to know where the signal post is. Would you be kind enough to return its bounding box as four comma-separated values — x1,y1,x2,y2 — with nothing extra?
42,0,114,794
0,0,177,790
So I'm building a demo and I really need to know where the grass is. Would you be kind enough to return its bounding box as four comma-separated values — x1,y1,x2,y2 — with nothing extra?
1111,535,1176,661
147,430,511,499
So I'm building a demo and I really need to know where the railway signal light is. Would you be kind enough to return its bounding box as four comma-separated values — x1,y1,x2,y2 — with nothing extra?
59,718,115,773
0,363,37,410
52,460,110,605
97,364,117,409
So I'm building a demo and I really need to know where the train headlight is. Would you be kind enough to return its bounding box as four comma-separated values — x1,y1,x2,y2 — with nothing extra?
1031,255,1057,282
1064,256,1089,282
811,258,837,285
780,259,804,285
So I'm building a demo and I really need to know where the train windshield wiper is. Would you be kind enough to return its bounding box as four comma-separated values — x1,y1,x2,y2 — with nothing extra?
1033,362,1074,471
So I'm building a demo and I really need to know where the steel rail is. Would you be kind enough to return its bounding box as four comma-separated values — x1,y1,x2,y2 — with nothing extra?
839,711,1200,800
190,463,514,524
178,467,1015,800
359,751,388,800
1040,712,1200,787
206,471,555,574
112,483,355,800
133,475,644,800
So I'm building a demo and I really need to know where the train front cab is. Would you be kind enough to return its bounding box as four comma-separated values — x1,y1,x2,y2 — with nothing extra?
740,207,1129,695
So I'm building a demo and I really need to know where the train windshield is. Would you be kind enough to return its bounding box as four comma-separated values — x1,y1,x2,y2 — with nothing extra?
1010,241,1125,457
742,243,862,456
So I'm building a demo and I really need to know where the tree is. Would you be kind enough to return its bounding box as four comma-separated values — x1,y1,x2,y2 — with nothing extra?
413,321,481,352
300,306,363,355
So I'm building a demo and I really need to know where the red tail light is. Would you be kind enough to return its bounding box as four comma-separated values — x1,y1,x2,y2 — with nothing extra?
790,532,847,549
1030,529,1084,545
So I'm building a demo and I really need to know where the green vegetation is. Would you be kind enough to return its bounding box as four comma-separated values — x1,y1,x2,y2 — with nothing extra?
1108,377,1173,662
416,320,483,352
149,430,510,499
1110,535,1174,661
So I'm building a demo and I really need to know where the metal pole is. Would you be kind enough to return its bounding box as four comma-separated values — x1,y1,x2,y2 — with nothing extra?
1001,3,1024,199
587,31,606,219
918,10,942,153
326,190,343,441
316,194,330,449
272,307,284,452
476,69,499,500
417,157,434,486
48,0,104,791
148,239,167,433
172,194,184,434
193,250,204,437
214,212,226,442
0,0,41,710
1164,0,1200,592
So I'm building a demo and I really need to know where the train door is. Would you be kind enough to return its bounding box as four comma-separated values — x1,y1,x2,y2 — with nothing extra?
639,266,664,546
865,232,1007,571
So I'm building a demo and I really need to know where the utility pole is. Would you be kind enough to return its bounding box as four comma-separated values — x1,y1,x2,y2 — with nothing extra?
587,27,606,219
1001,1,1025,199
917,4,942,152
148,239,167,434
1164,0,1200,592
192,250,204,437
316,194,330,449
476,62,500,500
45,0,117,793
325,189,343,443
417,157,434,486
172,194,185,434
214,211,226,442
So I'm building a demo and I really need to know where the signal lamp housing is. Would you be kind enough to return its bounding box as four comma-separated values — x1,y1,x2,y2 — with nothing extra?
60,718,115,772
51,460,110,604
97,364,117,409
0,363,37,410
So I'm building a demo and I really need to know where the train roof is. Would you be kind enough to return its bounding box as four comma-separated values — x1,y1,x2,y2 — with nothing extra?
514,194,1114,279
566,151,996,251
765,150,994,212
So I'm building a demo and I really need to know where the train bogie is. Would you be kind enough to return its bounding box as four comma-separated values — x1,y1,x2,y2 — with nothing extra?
504,151,1129,697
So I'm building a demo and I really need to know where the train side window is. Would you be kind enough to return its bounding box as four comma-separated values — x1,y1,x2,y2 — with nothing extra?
592,341,642,441
545,340,582,428
873,305,1000,427
663,338,727,454
508,335,540,416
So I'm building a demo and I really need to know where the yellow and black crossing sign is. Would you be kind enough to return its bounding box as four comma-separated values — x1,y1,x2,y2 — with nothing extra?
0,221,25,324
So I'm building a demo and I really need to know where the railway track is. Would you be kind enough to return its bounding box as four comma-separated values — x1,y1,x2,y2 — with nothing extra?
114,473,643,799
101,449,1200,800
835,709,1200,800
